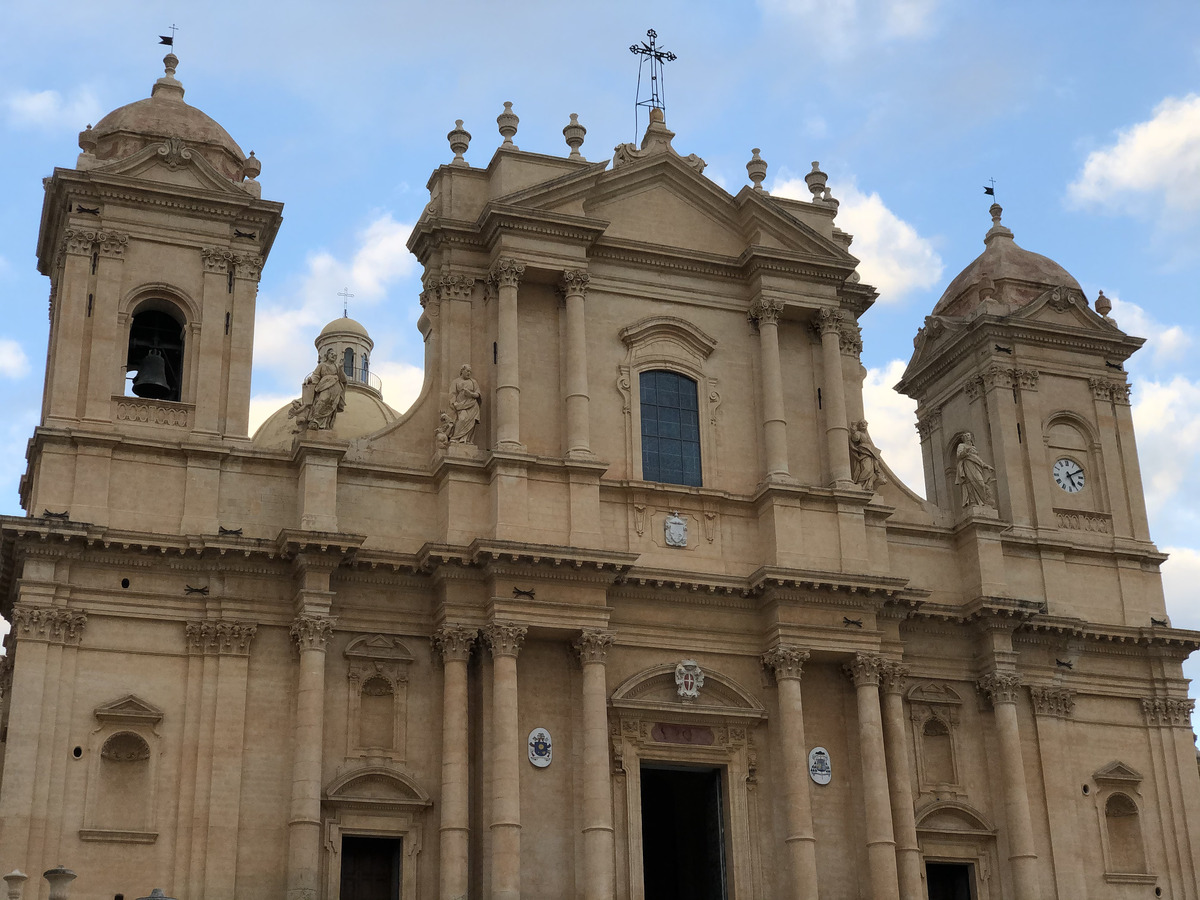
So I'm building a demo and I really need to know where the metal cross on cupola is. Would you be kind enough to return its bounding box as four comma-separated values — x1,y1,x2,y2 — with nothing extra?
630,28,677,136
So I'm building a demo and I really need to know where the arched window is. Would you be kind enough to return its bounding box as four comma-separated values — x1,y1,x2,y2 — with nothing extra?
343,348,355,378
359,676,395,750
126,306,184,402
640,370,702,487
1105,792,1147,874
361,353,369,382
96,732,152,831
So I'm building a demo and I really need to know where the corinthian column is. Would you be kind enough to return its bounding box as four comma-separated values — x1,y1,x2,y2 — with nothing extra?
761,645,819,900
286,615,335,900
879,662,921,900
485,622,527,900
978,671,1039,900
817,307,853,487
845,653,900,900
562,270,593,458
490,258,526,451
433,624,478,900
575,630,616,900
749,297,790,480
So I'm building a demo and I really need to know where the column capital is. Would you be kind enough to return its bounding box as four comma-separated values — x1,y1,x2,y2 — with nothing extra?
915,408,942,440
816,306,846,335
748,297,784,326
10,604,86,645
761,645,809,681
432,624,478,663
574,629,614,665
489,257,526,289
977,670,1022,706
844,652,883,687
560,269,590,299
290,614,336,652
1028,685,1075,718
879,660,910,695
484,621,527,658
185,620,257,656
1141,696,1195,727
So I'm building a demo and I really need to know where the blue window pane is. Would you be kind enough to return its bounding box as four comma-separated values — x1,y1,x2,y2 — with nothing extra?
639,370,702,487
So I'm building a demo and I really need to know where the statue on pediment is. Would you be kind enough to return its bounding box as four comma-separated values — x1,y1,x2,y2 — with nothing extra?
849,420,888,492
289,347,347,432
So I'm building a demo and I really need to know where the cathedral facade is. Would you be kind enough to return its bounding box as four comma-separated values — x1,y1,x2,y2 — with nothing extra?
1,53,1199,900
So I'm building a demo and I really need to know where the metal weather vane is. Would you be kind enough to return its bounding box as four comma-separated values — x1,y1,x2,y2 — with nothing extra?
159,24,179,47
630,29,677,138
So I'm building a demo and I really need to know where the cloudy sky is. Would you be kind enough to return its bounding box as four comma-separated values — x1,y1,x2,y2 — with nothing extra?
3,2,1200,710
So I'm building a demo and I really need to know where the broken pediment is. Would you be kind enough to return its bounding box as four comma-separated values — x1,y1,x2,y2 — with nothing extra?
1094,760,1144,786
325,765,431,811
94,694,164,725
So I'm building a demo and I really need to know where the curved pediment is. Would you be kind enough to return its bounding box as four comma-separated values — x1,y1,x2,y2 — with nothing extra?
915,800,995,836
325,766,431,811
611,662,765,722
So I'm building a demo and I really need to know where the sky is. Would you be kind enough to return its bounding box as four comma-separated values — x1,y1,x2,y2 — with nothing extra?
2,1,1200,715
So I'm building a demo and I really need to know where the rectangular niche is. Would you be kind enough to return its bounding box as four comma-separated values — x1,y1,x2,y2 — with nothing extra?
345,635,414,762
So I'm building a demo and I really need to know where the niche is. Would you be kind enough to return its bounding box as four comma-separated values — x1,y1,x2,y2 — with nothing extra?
1093,761,1153,882
908,681,963,795
345,635,414,762
81,695,163,842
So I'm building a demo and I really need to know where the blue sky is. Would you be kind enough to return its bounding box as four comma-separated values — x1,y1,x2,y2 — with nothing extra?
3,2,1200,705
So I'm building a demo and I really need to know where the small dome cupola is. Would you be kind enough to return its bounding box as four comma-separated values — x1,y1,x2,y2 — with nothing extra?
316,316,379,396
931,204,1083,320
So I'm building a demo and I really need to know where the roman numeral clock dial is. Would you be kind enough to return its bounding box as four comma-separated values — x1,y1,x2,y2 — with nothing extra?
1052,458,1085,493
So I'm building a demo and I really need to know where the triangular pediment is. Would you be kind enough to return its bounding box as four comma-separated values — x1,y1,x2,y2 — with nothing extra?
91,139,252,197
1094,760,1144,785
1014,285,1124,333
94,694,164,724
344,634,415,662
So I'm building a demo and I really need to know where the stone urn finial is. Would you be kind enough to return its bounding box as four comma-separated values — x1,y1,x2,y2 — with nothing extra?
163,53,178,78
448,119,471,166
242,150,261,181
746,148,768,193
497,101,519,149
563,113,586,159
3,871,27,900
805,161,827,201
42,867,75,900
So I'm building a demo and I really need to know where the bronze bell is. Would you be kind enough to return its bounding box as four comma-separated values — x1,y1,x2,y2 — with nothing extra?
132,349,172,399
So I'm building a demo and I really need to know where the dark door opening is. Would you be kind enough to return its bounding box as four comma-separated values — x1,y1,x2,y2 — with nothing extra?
640,764,728,900
926,861,974,900
340,835,401,900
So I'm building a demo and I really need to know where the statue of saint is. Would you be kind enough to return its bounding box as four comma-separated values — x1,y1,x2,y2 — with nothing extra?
448,365,480,444
289,347,348,432
955,432,995,507
849,420,888,492
435,412,453,450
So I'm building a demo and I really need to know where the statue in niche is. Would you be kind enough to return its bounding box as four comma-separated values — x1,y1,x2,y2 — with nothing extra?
434,412,453,450
447,364,481,444
955,432,996,508
849,420,888,492
289,347,347,432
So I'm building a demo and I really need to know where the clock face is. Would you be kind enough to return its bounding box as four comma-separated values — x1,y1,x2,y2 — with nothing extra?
1052,458,1085,493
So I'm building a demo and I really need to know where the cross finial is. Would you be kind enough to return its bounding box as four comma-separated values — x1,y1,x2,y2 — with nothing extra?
159,24,179,48
630,29,677,138
983,177,997,201
337,287,355,317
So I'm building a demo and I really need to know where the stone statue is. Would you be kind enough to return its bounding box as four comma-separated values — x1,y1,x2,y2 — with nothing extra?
849,420,888,492
955,432,995,508
448,364,480,444
289,347,347,432
434,412,453,450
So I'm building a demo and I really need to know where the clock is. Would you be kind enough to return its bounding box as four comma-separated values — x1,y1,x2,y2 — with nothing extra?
1052,458,1085,493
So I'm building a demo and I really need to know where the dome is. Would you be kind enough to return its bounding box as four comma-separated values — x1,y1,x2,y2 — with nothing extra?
931,205,1082,319
319,316,370,339
252,384,399,449
78,54,250,183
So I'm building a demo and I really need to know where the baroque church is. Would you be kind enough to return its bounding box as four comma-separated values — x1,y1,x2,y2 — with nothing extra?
0,50,1198,900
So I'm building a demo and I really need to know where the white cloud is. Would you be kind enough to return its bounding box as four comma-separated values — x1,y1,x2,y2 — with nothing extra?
247,392,298,437
5,86,102,131
253,213,417,389
1161,546,1200,631
772,175,943,302
861,359,924,495
0,339,31,379
1068,94,1200,223
1106,295,1191,365
373,361,425,415
758,0,939,45
1130,374,1200,535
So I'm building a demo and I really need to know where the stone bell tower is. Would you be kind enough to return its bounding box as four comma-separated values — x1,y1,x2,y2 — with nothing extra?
25,54,283,520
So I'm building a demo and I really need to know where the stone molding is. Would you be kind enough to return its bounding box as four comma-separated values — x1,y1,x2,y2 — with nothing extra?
483,622,527,658
845,652,883,687
574,629,615,665
430,624,478,663
1141,697,1194,727
747,297,784,327
560,269,590,299
185,620,257,656
114,397,192,429
290,615,336,652
977,671,1022,706
1029,685,1076,718
489,257,525,289
11,605,87,645
761,645,809,681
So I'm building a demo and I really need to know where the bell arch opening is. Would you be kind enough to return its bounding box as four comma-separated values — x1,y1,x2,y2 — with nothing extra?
126,302,185,402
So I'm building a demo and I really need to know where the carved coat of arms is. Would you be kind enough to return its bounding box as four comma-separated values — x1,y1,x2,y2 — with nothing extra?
528,728,552,768
664,511,688,548
675,659,704,699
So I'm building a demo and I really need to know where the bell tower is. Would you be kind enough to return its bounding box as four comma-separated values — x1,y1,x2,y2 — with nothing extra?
24,54,283,521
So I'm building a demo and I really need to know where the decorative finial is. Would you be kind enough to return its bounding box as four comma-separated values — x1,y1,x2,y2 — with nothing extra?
1095,289,1113,318
746,148,767,193
563,113,586,159
630,29,677,139
990,203,1003,227
163,53,178,77
242,150,261,181
338,287,355,318
447,119,471,166
497,102,519,149
805,161,827,202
